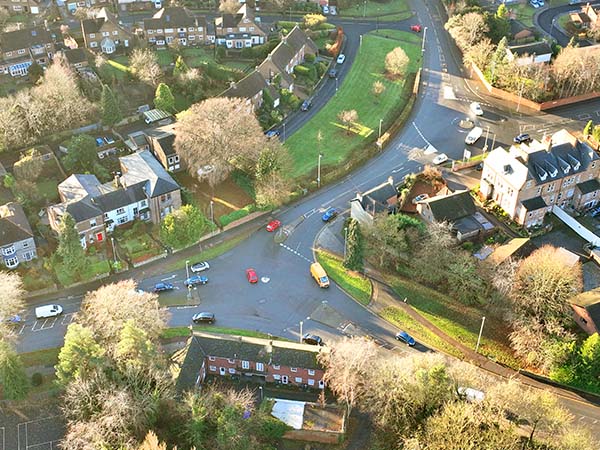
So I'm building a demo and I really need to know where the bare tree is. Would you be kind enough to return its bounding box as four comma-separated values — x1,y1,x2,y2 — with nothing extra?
337,109,358,134
130,49,163,87
445,12,488,52
0,271,25,339
175,97,269,186
138,431,168,450
371,80,386,101
219,0,240,13
385,47,410,77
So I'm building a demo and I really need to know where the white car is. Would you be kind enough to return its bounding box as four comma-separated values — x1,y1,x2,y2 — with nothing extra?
330,5,337,14
190,261,210,273
465,126,483,145
337,54,346,64
35,304,63,319
322,5,329,14
530,0,540,7
470,102,483,116
433,153,448,165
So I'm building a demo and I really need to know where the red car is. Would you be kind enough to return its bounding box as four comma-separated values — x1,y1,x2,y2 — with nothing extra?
410,24,422,33
266,220,281,232
246,268,258,284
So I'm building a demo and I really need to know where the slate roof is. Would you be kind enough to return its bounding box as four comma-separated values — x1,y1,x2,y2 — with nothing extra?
90,181,147,211
285,26,318,54
120,149,180,197
217,13,243,28
521,196,547,211
355,178,398,216
258,58,294,86
571,288,600,332
222,70,268,100
81,8,123,35
144,7,196,30
422,190,476,222
577,179,600,195
0,203,33,246
1,26,53,53
146,131,176,157
508,41,553,57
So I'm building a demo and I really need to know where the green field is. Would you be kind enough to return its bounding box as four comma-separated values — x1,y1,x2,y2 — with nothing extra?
161,326,285,339
316,250,372,306
340,0,411,18
284,30,421,179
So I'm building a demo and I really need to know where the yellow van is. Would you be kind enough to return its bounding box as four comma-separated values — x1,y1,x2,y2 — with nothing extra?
310,262,330,288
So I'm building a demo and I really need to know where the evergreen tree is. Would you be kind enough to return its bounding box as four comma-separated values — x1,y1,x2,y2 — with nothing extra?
100,85,122,126
489,36,509,84
0,340,29,400
57,212,88,277
173,55,189,78
344,219,364,271
154,82,176,113
584,120,594,137
56,323,105,385
28,62,44,83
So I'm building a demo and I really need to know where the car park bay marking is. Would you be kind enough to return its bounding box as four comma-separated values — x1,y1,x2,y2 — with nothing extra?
31,317,58,332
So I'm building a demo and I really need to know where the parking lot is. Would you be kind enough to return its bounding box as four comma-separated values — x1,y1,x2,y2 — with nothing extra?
0,402,64,450
13,313,75,336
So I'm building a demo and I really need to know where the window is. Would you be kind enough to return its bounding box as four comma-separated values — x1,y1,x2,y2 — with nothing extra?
294,377,302,383
227,358,235,364
113,30,118,35
188,27,195,32
318,380,325,389
290,367,297,373
208,356,216,361
116,207,125,215
90,219,97,227
90,33,96,38
90,42,98,48
157,29,163,34
273,374,281,380
149,37,156,43
308,369,315,376
209,365,216,371
235,41,243,48
239,27,246,31
256,362,264,371
174,155,180,162
228,368,236,374
178,27,186,32
308,379,315,386
23,251,34,261
5,51,11,56
227,27,232,32
165,28,174,33
272,364,280,370
593,162,597,168
250,27,255,31
17,49,25,54
117,216,128,225
102,31,109,37
198,26,203,31
241,361,250,370
161,195,166,202
526,180,532,188
148,30,154,34
140,200,147,207
4,256,18,268
22,241,28,248
189,35,195,40
166,193,171,200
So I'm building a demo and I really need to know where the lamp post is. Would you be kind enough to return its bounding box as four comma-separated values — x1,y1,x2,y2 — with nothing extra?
259,386,263,401
210,200,214,223
299,320,303,342
185,260,190,280
111,237,117,264
483,125,490,152
421,26,428,54
475,316,486,353
363,0,366,17
317,153,323,188
550,18,556,40
378,118,383,140
343,227,348,260
335,76,338,93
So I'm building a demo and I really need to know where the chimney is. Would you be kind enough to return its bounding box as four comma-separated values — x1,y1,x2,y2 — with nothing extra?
114,171,121,188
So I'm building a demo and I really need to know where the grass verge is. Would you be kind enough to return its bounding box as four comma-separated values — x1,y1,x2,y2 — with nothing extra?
20,348,60,367
161,326,285,340
315,250,372,306
340,0,410,17
284,29,421,178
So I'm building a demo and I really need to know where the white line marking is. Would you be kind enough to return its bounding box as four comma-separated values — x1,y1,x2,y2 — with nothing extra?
161,274,177,281
412,122,433,147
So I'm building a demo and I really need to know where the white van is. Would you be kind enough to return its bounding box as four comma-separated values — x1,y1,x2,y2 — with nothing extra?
465,126,483,145
35,304,63,319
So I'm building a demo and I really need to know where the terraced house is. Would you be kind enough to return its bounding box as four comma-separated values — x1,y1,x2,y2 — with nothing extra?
0,202,37,269
0,26,55,76
215,4,265,49
0,0,41,14
143,7,209,47
81,7,131,54
479,129,600,227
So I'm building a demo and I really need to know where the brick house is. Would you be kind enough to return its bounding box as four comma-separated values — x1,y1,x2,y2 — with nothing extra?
506,41,553,65
118,0,160,12
221,69,280,112
143,7,209,47
479,129,600,228
0,202,37,269
570,3,600,29
176,332,328,393
0,0,41,15
59,48,89,71
48,150,181,248
350,176,398,227
0,26,55,76
145,126,182,172
215,4,265,49
81,7,131,54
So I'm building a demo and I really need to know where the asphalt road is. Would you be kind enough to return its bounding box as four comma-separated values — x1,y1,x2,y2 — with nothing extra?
535,0,600,46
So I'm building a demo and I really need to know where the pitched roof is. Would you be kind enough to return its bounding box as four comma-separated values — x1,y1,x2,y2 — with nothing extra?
120,150,180,197
0,203,33,246
144,7,196,30
354,178,398,216
422,190,476,222
488,237,536,265
146,130,176,157
508,41,553,57
285,26,318,54
62,48,87,64
221,70,268,100
521,196,547,211
571,288,600,330
90,181,147,211
217,13,244,28
0,26,53,53
82,7,124,35
577,179,600,195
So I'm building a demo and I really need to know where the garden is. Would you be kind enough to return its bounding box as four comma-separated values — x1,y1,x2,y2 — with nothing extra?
339,0,412,21
113,222,165,266
53,249,111,287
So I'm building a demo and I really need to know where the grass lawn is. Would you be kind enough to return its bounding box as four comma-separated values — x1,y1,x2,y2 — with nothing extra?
315,250,372,306
511,3,536,27
285,30,421,179
117,228,163,263
36,178,60,203
20,348,60,367
386,274,521,368
55,254,111,286
0,77,32,97
161,326,286,339
340,0,410,17
155,48,175,66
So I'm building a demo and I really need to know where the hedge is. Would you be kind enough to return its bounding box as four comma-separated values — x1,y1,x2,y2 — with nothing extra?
218,204,257,227
294,65,311,76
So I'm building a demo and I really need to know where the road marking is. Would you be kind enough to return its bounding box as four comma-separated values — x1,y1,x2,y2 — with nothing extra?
412,122,433,147
60,313,75,326
442,85,456,100
161,275,177,281
303,208,317,219
279,243,312,263
578,113,592,120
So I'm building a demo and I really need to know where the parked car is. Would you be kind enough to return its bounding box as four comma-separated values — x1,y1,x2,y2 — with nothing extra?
537,0,545,6
302,333,324,346
104,136,115,145
470,102,483,116
529,0,540,7
192,312,215,324
301,99,312,111
322,207,339,222
265,130,280,139
410,24,422,32
337,54,346,64
190,261,210,273
330,5,337,14
513,133,531,144
476,162,484,171
266,220,281,232
35,304,63,319
412,193,429,204
246,268,258,284
465,126,483,145
395,331,416,346
95,137,105,147
432,153,448,165
3,314,24,327
184,275,208,287
322,5,329,14
328,69,338,78
153,282,174,293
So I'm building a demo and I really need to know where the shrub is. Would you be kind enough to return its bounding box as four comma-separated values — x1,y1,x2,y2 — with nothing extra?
31,372,43,386
218,204,257,227
294,65,311,76
305,53,316,63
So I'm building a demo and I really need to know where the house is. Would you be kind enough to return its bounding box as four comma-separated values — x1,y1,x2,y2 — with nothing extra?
118,0,160,12
215,4,265,49
570,3,600,29
0,0,41,14
81,7,131,54
143,7,210,47
176,332,328,393
145,126,182,172
506,41,553,65
257,25,319,93
487,237,536,265
124,131,151,152
509,20,534,44
60,48,89,70
221,70,280,112
65,0,111,13
570,288,600,335
416,190,495,241
350,176,398,227
0,26,55,77
48,150,181,248
479,129,600,228
0,202,37,269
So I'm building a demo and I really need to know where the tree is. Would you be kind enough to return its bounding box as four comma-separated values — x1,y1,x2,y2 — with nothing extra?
56,323,106,385
154,83,176,113
174,67,204,104
13,148,43,181
371,80,386,101
255,172,292,207
173,55,189,78
0,271,25,339
584,119,594,137
63,134,98,174
578,333,600,386
219,0,240,13
130,48,162,87
445,12,488,52
384,47,409,77
160,204,211,249
337,109,358,134
0,339,29,400
100,84,122,126
175,97,270,186
115,320,159,371
56,212,88,277
139,431,169,450
343,218,364,271
303,13,326,29
28,62,44,83
484,5,510,44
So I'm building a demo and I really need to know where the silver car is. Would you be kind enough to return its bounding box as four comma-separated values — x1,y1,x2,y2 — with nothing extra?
190,261,210,273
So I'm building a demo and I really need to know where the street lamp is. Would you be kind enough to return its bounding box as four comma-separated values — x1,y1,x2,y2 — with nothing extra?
259,386,263,401
111,237,117,264
185,260,190,280
475,316,486,353
299,320,303,342
363,0,366,17
317,153,323,188
550,18,556,40
209,200,214,223
378,118,383,140
335,77,338,93
421,27,428,54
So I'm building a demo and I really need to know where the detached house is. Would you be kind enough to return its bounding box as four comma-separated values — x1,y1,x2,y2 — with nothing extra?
350,176,398,227
0,0,41,15
479,129,600,228
48,150,181,248
0,26,55,76
145,126,183,172
177,332,328,393
570,3,600,29
143,7,209,47
0,202,37,269
221,70,279,112
506,41,553,65
81,7,131,54
215,4,265,49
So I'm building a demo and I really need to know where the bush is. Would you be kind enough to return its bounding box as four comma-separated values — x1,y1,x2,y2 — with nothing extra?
31,372,43,386
294,65,311,76
218,204,257,227
305,53,316,63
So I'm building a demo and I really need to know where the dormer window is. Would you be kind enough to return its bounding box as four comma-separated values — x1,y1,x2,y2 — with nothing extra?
546,162,558,178
535,164,547,181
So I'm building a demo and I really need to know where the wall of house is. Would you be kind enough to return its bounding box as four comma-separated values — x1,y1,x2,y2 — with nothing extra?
149,189,181,224
15,236,36,263
104,198,150,231
575,189,600,210
74,215,106,248
350,200,374,227
571,304,599,335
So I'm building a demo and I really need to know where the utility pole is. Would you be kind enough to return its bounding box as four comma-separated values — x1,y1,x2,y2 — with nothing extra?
421,27,427,54
111,237,117,264
378,118,383,140
483,125,490,152
317,153,323,188
475,316,486,353
363,0,366,17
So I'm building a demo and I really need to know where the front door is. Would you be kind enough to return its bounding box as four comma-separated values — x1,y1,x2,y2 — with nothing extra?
219,367,226,376
96,232,104,242
282,375,288,384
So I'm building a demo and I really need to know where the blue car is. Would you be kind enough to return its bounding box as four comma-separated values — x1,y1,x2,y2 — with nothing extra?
265,130,280,139
395,331,416,346
95,137,105,147
322,207,339,222
153,282,174,293
184,275,209,287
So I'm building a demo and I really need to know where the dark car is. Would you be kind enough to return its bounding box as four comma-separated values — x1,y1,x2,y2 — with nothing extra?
395,331,416,346
265,130,280,139
322,207,339,222
301,99,312,111
184,275,208,287
513,133,531,144
153,282,174,293
328,69,337,79
302,333,324,346
190,261,210,273
192,312,215,324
